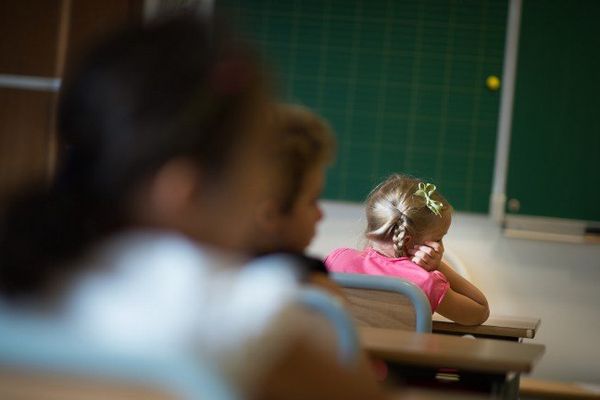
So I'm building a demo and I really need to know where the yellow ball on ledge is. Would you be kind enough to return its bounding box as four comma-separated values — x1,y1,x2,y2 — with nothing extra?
486,75,501,91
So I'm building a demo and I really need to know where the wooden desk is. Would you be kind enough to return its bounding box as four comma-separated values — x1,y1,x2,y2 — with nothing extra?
520,378,600,400
361,327,545,399
360,326,545,374
432,314,541,341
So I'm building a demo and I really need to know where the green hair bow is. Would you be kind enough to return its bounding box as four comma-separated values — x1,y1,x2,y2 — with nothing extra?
414,182,443,217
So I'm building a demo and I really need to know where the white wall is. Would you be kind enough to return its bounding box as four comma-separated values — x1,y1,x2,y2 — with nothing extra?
308,200,600,384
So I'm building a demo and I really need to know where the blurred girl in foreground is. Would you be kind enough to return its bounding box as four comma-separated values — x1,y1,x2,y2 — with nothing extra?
0,14,384,399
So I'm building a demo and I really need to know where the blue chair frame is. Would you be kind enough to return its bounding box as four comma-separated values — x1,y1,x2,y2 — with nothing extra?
331,273,433,333
297,288,360,366
250,254,361,366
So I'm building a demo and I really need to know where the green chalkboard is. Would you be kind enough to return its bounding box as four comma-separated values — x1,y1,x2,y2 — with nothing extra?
507,0,600,221
221,0,507,212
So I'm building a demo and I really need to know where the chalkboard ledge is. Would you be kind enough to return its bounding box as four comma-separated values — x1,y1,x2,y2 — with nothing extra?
504,215,600,244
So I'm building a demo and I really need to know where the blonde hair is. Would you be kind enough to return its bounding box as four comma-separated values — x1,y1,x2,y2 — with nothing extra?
365,174,452,257
272,104,335,212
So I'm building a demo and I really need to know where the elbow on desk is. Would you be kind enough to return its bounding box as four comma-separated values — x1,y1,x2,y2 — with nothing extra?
456,303,490,326
473,303,490,326
462,291,490,326
451,311,489,326
436,290,490,326
477,296,491,325
481,304,491,323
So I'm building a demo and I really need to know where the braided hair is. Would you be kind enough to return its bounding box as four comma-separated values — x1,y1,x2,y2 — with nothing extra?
365,174,451,257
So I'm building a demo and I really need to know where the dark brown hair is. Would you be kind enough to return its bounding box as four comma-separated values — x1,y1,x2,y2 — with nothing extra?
0,13,268,301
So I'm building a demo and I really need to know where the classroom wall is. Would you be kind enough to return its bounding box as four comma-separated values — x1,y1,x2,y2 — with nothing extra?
309,200,600,384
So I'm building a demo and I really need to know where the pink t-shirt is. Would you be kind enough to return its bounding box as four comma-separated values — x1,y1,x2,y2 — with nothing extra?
324,247,450,312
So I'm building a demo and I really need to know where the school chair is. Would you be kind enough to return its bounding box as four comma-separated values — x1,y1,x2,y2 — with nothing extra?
331,273,433,333
332,272,542,342
249,254,361,364
297,287,360,365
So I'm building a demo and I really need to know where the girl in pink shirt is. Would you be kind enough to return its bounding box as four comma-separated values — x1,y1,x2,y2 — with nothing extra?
326,174,489,325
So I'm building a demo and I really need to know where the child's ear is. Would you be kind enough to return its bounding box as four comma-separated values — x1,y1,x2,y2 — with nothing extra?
148,158,201,217
252,200,289,253
255,199,282,235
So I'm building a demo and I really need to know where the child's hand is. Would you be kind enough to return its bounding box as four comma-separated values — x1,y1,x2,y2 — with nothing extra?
408,241,444,272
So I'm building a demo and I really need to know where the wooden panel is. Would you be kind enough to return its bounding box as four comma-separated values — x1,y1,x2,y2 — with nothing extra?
0,88,55,204
0,0,144,203
344,288,416,331
0,0,144,77
360,327,545,374
0,0,62,76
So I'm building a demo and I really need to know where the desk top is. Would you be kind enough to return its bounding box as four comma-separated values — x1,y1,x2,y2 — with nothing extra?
432,314,541,340
360,327,545,374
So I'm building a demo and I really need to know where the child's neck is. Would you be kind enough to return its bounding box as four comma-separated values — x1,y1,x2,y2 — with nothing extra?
370,241,399,258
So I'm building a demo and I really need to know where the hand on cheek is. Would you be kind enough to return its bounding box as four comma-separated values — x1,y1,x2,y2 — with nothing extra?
408,241,444,272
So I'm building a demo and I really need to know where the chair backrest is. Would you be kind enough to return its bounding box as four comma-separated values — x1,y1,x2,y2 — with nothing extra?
253,254,361,366
0,308,237,400
343,287,419,331
297,288,360,366
331,273,433,333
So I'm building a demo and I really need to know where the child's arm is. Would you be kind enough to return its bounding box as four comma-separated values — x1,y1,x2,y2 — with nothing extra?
435,261,489,325
437,261,488,306
409,242,489,325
